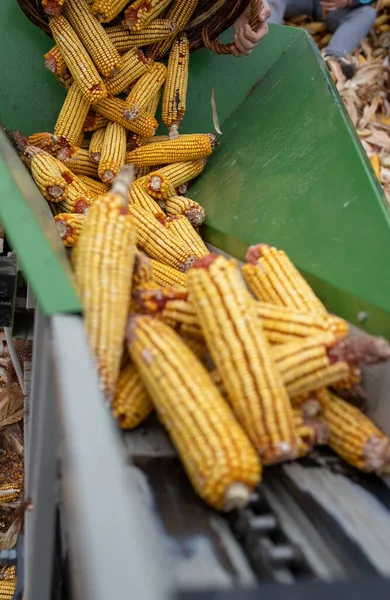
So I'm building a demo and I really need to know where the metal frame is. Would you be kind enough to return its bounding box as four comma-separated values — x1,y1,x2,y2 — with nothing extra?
24,309,171,600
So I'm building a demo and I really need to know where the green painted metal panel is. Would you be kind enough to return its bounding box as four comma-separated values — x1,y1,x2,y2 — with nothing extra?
0,130,81,315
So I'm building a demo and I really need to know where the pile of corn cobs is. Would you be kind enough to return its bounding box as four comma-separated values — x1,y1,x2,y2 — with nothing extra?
13,0,390,513
289,2,390,203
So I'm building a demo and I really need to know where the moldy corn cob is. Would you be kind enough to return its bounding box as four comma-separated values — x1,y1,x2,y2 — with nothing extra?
127,315,261,510
187,254,300,464
54,82,91,147
162,33,189,139
63,0,122,79
49,15,107,104
125,134,217,166
72,166,137,401
165,195,206,226
317,389,390,473
98,122,127,183
55,213,85,247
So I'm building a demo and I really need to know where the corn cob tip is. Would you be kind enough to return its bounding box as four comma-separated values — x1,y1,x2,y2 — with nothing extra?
47,185,65,199
42,0,64,17
111,164,136,202
191,253,218,269
208,133,220,148
245,243,269,263
169,125,179,140
12,131,29,154
223,483,252,511
306,418,330,445
364,436,390,472
301,398,322,418
186,206,206,227
328,336,390,366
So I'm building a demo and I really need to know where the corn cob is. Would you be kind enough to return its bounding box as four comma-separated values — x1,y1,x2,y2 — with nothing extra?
49,16,107,104
187,255,299,464
29,148,72,202
95,98,158,136
42,0,65,17
136,166,152,179
317,389,390,473
63,0,122,79
107,20,177,52
98,122,127,183
128,205,195,271
287,362,350,400
243,244,327,315
58,176,97,213
127,315,261,510
55,213,85,247
89,127,106,164
54,82,91,147
1,567,15,581
152,159,206,189
0,482,21,503
91,0,130,22
165,215,209,258
84,110,110,132
73,166,137,400
0,580,16,600
44,45,67,76
124,62,167,121
27,132,71,156
104,48,152,96
125,134,217,166
151,259,187,287
140,171,176,200
165,196,205,226
132,284,188,315
112,363,152,429
62,148,99,178
123,0,173,31
328,335,390,367
145,89,161,119
133,251,153,287
138,134,171,145
162,299,201,338
162,33,189,139
147,0,199,59
129,181,163,213
78,175,110,195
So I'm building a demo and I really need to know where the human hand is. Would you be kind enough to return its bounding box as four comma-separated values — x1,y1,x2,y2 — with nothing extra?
321,0,348,11
232,0,271,56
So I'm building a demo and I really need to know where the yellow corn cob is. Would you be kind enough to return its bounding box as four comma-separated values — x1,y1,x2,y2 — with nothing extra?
78,175,110,195
0,580,16,600
112,362,152,429
125,134,216,166
287,361,349,399
147,0,198,59
106,20,177,52
139,171,176,200
27,132,71,156
98,122,127,183
104,48,152,96
165,215,209,259
152,159,206,189
165,195,205,226
63,0,122,78
42,0,65,16
162,299,201,338
62,147,99,178
317,389,390,473
73,167,137,400
124,62,167,121
84,110,110,132
55,213,85,247
162,33,189,139
54,82,91,147
187,255,299,464
128,206,195,271
0,482,21,503
89,127,106,164
151,259,187,287
138,134,170,145
271,333,335,362
29,149,72,202
145,89,161,118
135,165,152,178
49,16,107,104
123,0,173,31
127,315,262,510
57,176,97,213
1,567,15,581
243,244,327,315
91,0,130,22
95,98,158,136
44,44,67,75
132,251,153,287
129,181,163,213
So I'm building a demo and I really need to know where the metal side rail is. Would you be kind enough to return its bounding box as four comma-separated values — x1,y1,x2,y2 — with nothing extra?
23,309,171,600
